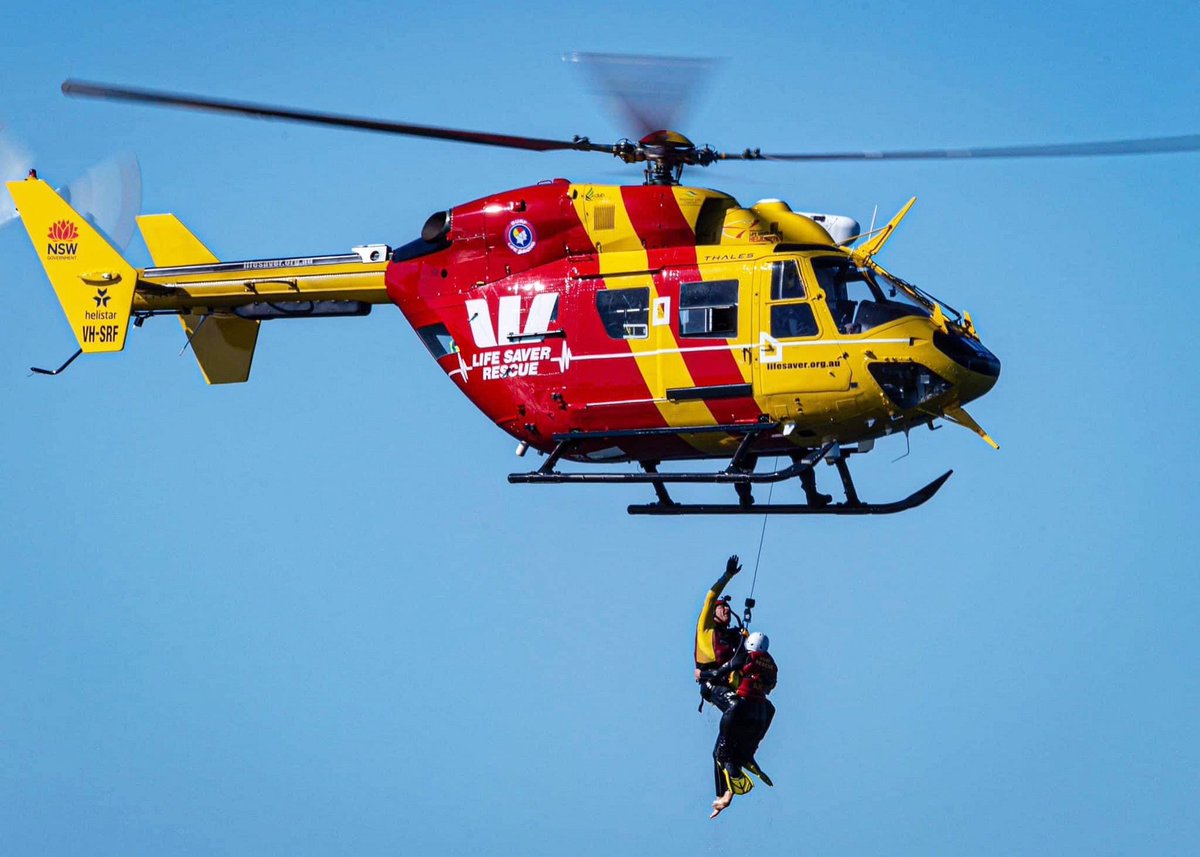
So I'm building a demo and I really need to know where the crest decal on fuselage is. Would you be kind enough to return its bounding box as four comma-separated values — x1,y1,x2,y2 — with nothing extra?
505,219,537,255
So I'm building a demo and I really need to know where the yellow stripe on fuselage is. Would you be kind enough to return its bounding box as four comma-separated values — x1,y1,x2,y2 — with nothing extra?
570,187,718,443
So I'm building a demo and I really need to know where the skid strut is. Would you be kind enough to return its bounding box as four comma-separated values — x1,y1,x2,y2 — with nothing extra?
509,422,951,515
509,422,788,483
627,469,952,515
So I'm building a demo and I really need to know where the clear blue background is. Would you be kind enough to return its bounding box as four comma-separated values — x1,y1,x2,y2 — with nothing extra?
2,2,1197,854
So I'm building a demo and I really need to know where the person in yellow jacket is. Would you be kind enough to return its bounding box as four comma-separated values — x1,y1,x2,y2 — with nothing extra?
695,555,743,690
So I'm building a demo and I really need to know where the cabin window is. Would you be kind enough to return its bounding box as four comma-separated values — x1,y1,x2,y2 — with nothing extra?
596,288,650,339
770,260,806,300
417,323,457,358
810,256,930,334
679,279,739,338
770,303,819,339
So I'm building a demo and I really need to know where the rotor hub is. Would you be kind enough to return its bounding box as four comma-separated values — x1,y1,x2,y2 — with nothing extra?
613,130,718,184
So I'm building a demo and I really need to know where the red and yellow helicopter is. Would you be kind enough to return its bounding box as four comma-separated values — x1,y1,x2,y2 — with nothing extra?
9,65,1198,515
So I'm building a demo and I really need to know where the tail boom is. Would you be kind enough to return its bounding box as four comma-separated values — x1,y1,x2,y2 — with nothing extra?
10,175,391,382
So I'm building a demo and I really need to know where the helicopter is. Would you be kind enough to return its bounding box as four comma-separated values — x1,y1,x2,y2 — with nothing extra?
8,64,1199,516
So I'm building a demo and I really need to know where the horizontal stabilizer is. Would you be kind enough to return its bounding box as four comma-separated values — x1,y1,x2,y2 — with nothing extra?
137,213,260,384
137,213,219,266
180,313,260,384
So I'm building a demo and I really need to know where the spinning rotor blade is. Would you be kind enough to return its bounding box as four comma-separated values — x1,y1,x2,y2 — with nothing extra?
565,52,715,137
1,122,141,246
0,129,34,227
732,134,1200,162
62,75,1200,187
64,152,142,249
63,79,614,155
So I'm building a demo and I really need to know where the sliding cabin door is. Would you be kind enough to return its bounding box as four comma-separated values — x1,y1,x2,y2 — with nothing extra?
753,258,853,416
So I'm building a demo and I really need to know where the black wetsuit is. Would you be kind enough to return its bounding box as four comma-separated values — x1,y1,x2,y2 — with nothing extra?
701,647,778,795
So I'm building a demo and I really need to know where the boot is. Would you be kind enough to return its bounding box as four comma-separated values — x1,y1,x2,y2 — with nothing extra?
799,468,832,507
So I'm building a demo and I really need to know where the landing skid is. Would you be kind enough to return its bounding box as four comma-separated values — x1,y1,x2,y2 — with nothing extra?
508,422,952,516
627,470,952,515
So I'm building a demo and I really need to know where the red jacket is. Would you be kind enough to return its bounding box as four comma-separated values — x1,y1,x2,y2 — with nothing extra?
735,651,778,701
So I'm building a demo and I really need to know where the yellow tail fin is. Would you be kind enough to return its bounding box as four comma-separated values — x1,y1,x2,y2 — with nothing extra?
7,176,137,353
136,213,260,384
137,213,220,266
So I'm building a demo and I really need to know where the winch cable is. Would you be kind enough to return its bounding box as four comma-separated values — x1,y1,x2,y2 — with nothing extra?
699,458,779,714
747,456,780,605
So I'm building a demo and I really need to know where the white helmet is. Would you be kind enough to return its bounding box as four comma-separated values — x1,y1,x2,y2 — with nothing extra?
745,632,769,653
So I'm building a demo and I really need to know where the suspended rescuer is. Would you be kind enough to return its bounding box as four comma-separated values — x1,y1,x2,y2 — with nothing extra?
694,556,778,816
695,555,744,712
701,631,778,818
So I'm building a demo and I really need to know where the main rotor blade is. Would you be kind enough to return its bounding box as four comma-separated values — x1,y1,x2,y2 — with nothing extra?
62,79,614,154
565,52,715,137
721,134,1200,162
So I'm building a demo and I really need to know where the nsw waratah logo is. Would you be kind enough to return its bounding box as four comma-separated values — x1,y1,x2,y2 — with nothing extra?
48,220,79,241
46,219,80,259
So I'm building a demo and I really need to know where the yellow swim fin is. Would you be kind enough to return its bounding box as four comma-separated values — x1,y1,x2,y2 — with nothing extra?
724,768,755,796
744,760,774,787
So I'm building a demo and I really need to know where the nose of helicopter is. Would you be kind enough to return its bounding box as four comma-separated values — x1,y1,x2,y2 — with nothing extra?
933,330,1001,403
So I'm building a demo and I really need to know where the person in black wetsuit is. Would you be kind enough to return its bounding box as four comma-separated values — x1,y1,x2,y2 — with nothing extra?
701,631,778,818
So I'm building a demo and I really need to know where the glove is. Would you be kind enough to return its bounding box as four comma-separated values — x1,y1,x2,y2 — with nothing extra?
725,555,742,578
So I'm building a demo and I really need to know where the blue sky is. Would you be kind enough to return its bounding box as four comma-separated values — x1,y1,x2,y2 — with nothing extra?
2,2,1198,854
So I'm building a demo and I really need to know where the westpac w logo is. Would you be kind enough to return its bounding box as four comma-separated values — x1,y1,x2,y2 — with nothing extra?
465,293,559,349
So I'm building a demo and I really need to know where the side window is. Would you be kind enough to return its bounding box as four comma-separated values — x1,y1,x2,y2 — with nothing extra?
417,323,458,358
770,303,819,339
596,287,650,339
770,260,805,300
811,257,881,334
679,279,738,338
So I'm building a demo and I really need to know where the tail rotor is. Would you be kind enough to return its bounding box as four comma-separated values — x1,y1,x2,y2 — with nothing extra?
0,125,141,249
